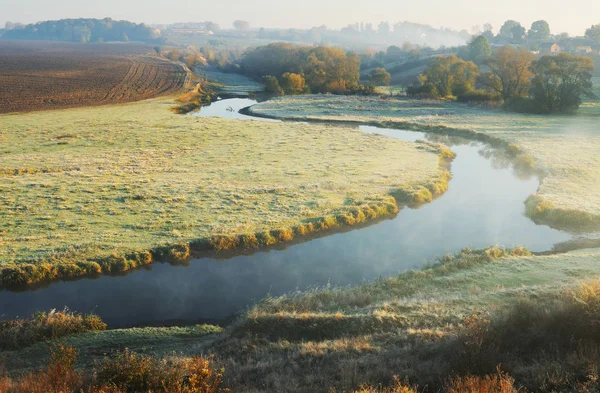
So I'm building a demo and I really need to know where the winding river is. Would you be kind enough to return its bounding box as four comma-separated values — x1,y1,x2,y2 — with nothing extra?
0,98,571,327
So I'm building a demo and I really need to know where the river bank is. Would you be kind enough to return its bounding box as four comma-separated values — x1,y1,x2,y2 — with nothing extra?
249,95,600,233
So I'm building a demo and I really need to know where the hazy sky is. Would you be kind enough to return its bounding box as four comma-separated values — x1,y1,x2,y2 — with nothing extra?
1,0,597,35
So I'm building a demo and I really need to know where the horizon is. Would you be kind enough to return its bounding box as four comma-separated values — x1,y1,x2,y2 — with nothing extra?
1,0,598,36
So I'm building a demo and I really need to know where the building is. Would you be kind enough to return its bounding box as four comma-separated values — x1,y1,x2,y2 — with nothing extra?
540,42,561,54
566,38,598,55
574,45,593,54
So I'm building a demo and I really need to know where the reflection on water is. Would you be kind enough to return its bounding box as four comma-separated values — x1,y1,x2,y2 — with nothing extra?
0,99,571,327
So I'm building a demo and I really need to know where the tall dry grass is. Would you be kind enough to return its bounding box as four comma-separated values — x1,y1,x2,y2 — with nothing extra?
0,308,106,350
450,279,600,391
350,369,523,393
0,345,227,393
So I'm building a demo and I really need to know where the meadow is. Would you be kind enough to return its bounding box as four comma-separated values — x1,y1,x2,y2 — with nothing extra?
194,66,264,96
250,95,600,232
3,246,600,392
0,96,451,287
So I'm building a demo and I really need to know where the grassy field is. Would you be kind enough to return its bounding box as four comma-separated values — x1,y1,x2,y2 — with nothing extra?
212,246,600,392
250,95,600,232
0,97,451,287
195,66,264,96
3,246,600,392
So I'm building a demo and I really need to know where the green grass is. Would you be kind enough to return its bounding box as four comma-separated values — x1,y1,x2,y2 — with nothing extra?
250,95,600,232
0,97,449,287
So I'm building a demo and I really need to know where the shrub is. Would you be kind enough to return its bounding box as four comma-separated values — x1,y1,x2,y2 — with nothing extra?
318,216,339,230
406,83,436,97
210,236,240,251
96,349,164,392
280,73,306,95
503,97,536,113
369,68,392,87
263,75,283,95
46,344,81,393
239,234,259,249
1,347,227,393
257,231,277,246
168,243,191,263
96,349,227,393
0,308,107,350
271,228,294,242
445,368,523,393
453,280,600,389
0,345,84,393
457,90,502,103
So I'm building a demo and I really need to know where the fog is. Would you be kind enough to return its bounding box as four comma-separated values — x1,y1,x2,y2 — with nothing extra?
1,0,598,36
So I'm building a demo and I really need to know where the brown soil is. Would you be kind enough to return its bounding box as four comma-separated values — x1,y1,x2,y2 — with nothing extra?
0,40,189,113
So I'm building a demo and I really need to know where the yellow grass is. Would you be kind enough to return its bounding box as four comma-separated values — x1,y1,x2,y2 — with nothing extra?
250,96,600,232
0,97,449,286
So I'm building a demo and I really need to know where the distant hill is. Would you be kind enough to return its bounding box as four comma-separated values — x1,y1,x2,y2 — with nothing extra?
1,18,164,44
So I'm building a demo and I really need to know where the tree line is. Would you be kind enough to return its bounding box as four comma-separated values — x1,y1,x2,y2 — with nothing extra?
408,38,596,114
239,43,362,94
477,20,600,48
1,18,164,44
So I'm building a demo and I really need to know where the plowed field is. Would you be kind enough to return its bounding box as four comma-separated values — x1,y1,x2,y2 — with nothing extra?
0,41,188,113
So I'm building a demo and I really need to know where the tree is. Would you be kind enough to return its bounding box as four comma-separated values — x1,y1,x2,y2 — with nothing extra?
482,23,494,39
482,46,535,101
585,24,600,43
2,18,161,43
378,21,390,35
466,35,492,63
205,22,220,32
556,32,571,46
528,20,550,41
369,68,391,86
280,73,306,94
530,54,595,113
166,50,181,61
499,20,526,43
263,75,283,95
303,47,360,93
385,45,403,62
415,55,479,98
241,44,360,94
233,20,250,31
73,26,91,43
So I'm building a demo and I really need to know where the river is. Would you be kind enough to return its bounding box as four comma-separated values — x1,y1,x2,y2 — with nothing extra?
0,98,571,327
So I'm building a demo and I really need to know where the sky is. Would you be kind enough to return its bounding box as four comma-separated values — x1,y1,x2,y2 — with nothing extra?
0,0,597,36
